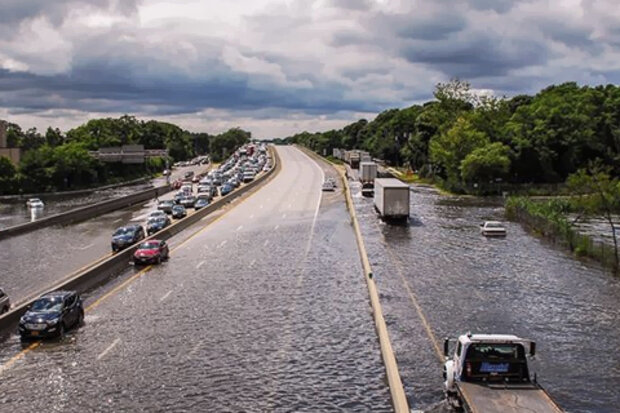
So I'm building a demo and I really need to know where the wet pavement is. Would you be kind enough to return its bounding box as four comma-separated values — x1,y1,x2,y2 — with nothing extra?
0,165,212,307
352,183,620,413
0,164,202,228
0,147,391,412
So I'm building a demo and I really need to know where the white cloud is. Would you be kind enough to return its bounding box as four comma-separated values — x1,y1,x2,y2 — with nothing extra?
1,0,620,137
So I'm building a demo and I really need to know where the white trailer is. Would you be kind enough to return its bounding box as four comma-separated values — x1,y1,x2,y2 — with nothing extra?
374,178,410,221
360,162,378,197
359,162,378,184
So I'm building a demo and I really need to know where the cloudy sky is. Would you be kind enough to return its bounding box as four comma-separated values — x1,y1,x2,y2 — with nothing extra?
1,0,619,138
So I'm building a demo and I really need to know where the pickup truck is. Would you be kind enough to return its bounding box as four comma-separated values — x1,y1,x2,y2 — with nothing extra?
443,333,563,413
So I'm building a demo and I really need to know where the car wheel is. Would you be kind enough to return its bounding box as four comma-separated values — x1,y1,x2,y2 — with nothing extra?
156,255,162,265
57,323,65,340
77,310,85,327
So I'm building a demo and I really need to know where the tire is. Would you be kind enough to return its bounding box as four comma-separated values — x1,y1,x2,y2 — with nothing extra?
57,323,65,340
156,255,162,265
77,310,85,327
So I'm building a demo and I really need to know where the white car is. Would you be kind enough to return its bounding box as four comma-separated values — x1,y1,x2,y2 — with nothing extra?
26,198,44,208
480,221,507,237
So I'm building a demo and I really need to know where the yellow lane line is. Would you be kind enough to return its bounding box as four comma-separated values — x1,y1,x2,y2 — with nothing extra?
0,342,39,375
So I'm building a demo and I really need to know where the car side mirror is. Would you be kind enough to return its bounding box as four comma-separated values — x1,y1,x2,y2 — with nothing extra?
444,338,450,357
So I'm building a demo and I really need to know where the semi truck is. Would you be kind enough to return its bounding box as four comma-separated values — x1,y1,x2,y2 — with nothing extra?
443,333,563,413
373,178,409,221
360,162,378,196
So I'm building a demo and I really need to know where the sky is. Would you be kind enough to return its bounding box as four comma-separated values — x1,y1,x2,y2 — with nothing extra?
1,0,619,139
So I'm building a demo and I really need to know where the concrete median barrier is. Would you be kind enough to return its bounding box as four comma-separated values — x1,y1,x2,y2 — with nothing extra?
0,147,281,337
0,185,172,240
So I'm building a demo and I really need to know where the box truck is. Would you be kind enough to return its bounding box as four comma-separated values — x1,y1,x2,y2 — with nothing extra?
374,178,410,221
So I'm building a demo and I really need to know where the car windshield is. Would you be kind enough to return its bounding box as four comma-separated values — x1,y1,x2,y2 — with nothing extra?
31,297,63,313
139,242,160,249
114,227,133,236
465,343,524,361
173,206,184,211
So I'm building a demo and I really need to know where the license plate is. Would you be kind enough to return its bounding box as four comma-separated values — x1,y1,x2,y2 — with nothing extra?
30,331,39,336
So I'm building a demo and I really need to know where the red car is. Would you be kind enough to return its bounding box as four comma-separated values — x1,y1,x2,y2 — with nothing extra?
172,179,183,189
133,240,170,265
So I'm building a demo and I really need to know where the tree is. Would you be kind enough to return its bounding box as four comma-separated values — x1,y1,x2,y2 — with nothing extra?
568,163,620,268
0,156,16,179
429,116,489,185
460,142,511,186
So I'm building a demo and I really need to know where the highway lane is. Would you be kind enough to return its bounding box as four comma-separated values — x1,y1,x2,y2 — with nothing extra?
0,146,391,411
352,183,620,412
0,164,216,308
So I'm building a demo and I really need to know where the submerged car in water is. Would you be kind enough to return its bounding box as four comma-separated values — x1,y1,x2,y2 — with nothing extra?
18,291,84,340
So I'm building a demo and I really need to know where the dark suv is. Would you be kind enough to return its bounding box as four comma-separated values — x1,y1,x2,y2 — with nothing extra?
111,224,145,252
19,291,84,340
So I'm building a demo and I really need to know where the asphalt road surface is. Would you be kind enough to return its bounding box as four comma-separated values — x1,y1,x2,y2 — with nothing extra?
0,164,213,308
0,146,391,412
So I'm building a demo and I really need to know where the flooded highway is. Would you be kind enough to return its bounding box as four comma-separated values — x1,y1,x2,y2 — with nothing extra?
0,147,391,411
0,165,201,228
0,165,209,307
352,183,620,413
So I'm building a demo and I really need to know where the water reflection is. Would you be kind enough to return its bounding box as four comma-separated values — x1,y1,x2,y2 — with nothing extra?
30,207,44,222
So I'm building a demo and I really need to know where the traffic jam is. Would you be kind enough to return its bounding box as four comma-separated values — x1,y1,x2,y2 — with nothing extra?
15,143,271,342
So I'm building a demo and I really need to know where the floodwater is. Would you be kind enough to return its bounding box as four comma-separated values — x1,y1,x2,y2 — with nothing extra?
353,182,620,413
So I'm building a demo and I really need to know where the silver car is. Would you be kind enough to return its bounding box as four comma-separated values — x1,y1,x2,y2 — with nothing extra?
0,288,10,314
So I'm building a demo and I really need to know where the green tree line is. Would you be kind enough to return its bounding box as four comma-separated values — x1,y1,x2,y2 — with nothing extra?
0,115,250,194
285,80,620,194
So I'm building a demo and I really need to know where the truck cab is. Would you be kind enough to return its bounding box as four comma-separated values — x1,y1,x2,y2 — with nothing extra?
443,333,564,412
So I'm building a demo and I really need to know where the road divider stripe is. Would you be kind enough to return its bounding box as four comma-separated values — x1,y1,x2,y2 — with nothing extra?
159,290,173,302
97,338,121,360
380,239,444,363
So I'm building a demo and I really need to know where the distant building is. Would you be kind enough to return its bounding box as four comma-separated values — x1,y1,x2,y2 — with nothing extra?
0,120,21,165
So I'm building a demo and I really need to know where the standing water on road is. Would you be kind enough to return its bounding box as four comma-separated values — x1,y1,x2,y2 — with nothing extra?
353,182,620,413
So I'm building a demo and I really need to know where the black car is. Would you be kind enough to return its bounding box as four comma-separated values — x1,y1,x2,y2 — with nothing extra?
111,224,145,252
157,200,175,214
171,205,187,219
194,198,210,210
146,216,171,235
19,291,84,340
